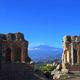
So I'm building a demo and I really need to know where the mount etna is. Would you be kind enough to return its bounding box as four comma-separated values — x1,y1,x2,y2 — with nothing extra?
28,45,63,63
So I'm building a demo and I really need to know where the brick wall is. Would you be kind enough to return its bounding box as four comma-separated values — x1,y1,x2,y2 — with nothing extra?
67,65,80,71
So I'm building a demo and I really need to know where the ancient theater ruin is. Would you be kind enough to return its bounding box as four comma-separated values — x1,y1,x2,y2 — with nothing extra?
0,32,31,64
62,36,80,71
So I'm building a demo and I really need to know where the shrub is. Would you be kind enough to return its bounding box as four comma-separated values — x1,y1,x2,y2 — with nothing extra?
40,64,56,74
39,64,56,79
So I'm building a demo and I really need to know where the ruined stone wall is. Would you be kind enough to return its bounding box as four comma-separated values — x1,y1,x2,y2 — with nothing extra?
0,32,31,65
62,36,80,70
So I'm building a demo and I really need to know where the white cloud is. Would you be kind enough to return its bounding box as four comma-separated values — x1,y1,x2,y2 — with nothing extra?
29,42,46,48
28,47,40,51
34,48,40,50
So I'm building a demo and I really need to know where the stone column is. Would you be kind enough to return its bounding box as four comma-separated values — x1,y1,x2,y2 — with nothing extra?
77,46,80,64
11,48,15,63
79,47,80,64
11,52,13,63
21,48,25,63
64,50,67,64
67,51,71,63
63,54,66,64
2,45,6,63
0,40,2,69
62,54,64,68
69,52,71,64
71,43,74,65
10,43,16,63
62,52,67,69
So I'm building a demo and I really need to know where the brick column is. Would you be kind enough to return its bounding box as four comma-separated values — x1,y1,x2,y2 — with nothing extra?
77,46,80,64
71,43,74,65
64,50,67,64
21,48,25,63
79,47,80,64
62,52,67,69
67,51,71,63
11,49,15,63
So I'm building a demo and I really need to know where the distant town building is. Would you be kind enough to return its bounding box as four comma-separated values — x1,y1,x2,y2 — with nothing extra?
62,36,80,71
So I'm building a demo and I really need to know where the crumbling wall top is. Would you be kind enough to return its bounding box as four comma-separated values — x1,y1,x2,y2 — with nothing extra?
0,32,25,41
63,36,80,43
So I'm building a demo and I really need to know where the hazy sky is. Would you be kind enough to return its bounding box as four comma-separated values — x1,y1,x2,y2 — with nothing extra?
0,0,80,48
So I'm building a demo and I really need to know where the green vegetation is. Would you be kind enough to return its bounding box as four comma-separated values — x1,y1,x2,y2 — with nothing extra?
34,59,59,79
40,64,56,76
36,63,56,79
40,64,56,74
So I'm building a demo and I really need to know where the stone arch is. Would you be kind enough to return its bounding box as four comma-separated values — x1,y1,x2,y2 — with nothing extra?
6,48,11,63
73,49,77,64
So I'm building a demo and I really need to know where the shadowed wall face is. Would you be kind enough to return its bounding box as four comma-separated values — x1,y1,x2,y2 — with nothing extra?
6,48,11,63
73,49,77,64
15,47,21,62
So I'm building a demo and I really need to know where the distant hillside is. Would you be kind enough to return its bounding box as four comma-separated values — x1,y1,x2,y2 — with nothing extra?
28,45,63,63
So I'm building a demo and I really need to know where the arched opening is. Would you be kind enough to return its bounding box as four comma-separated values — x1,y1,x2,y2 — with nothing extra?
73,49,77,64
0,49,2,69
6,48,11,63
15,47,21,62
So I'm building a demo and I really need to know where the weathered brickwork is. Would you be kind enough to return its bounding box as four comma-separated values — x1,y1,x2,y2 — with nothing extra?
0,32,31,64
62,36,80,71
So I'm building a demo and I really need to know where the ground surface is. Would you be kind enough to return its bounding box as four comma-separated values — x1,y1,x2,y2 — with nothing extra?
54,71,80,80
0,63,48,80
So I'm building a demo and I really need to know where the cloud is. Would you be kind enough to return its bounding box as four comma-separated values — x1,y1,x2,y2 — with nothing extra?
29,42,46,48
28,47,40,51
